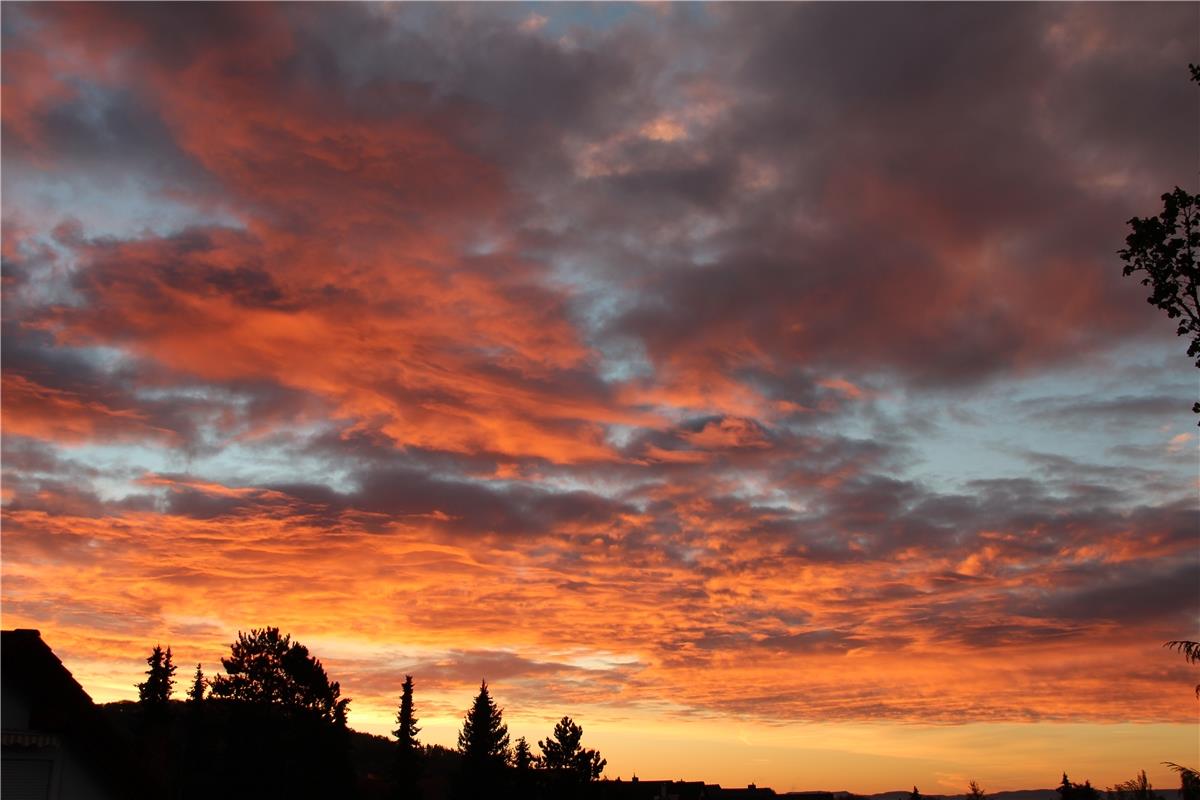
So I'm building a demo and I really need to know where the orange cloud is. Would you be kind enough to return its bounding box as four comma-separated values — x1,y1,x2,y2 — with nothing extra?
1,373,177,444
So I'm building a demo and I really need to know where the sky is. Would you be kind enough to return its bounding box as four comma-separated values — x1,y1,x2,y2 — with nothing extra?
2,2,1198,793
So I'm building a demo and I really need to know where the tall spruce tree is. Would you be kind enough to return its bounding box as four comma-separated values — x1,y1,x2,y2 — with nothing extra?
393,674,422,799
137,644,177,707
457,679,510,774
394,674,421,747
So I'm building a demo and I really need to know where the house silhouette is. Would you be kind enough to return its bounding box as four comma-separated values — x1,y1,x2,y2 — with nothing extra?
1,629,149,799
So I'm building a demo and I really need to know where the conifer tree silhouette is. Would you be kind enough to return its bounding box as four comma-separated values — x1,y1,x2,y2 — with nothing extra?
512,736,535,798
456,679,510,797
457,680,510,765
394,674,423,799
137,644,176,707
513,736,534,772
188,663,205,703
395,674,421,746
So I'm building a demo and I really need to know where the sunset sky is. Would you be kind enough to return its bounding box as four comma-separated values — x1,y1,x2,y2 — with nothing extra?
2,2,1198,793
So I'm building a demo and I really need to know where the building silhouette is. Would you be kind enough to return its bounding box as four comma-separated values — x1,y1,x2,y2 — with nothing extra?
1,629,147,799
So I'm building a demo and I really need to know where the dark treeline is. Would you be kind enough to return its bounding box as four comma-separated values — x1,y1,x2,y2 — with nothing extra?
114,627,611,800
109,627,1200,800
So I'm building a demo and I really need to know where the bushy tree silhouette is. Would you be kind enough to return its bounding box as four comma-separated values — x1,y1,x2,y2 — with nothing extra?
910,786,922,800
1108,770,1162,800
137,644,176,707
1164,640,1200,697
1118,66,1200,418
538,716,606,782
967,780,986,800
1165,763,1200,800
209,627,349,725
394,674,423,799
205,628,355,797
1059,773,1101,800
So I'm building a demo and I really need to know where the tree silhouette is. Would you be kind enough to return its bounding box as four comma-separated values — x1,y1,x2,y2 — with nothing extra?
967,780,986,800
1059,773,1101,800
209,627,349,725
1164,763,1200,800
188,663,205,704
394,674,423,799
1164,640,1200,697
456,679,510,798
910,787,922,800
513,736,534,772
512,736,535,798
1118,66,1200,418
1108,770,1162,800
137,644,176,707
538,716,606,782
457,680,510,767
203,628,355,796
394,674,421,746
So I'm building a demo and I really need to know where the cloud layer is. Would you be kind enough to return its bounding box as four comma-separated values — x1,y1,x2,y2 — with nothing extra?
2,2,1197,769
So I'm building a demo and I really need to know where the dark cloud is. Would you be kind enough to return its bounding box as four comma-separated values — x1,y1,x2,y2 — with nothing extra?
579,3,1196,387
404,649,581,686
1039,558,1199,626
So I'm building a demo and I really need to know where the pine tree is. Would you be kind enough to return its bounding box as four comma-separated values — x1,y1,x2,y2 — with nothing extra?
512,736,536,799
188,663,206,703
457,680,510,767
513,737,534,772
137,644,177,707
538,716,605,782
209,627,349,725
393,674,423,799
